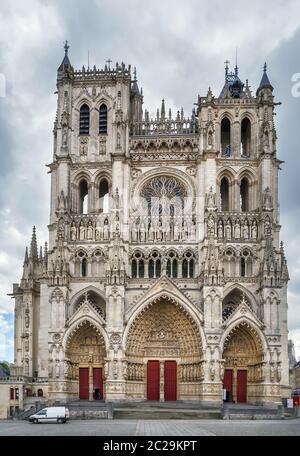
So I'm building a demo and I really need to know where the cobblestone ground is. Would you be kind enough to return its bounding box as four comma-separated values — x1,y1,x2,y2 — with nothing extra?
0,419,299,436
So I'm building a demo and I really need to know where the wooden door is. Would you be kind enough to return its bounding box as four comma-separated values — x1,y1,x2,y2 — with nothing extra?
237,370,247,403
223,369,233,402
93,368,103,400
147,360,160,401
79,367,89,400
164,361,177,401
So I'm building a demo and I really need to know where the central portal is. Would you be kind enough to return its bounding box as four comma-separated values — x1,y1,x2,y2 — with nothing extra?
126,298,203,401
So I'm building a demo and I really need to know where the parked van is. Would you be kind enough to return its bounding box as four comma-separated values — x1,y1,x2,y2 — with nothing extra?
29,406,69,424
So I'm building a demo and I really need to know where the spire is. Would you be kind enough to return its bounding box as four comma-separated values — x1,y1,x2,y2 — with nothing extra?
58,40,72,73
224,60,230,80
258,62,273,92
131,66,140,96
30,226,38,260
234,47,239,76
161,99,165,119
24,246,29,264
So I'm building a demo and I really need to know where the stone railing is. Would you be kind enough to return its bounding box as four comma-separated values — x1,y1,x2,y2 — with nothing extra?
131,118,198,136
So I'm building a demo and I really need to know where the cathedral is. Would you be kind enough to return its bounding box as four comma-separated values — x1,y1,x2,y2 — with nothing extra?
4,43,291,412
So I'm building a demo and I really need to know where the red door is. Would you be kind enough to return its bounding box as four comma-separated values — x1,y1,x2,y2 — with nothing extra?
237,370,247,403
223,369,233,402
79,368,89,400
164,361,177,401
147,360,160,401
93,368,103,400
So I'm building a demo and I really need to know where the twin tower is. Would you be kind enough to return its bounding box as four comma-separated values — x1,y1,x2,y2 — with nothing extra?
9,44,290,407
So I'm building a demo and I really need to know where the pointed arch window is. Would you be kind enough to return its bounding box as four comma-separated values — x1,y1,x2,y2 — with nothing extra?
240,178,250,212
99,178,109,213
241,117,251,157
221,117,231,156
81,258,87,277
79,180,89,214
99,104,108,134
79,104,90,135
220,177,230,211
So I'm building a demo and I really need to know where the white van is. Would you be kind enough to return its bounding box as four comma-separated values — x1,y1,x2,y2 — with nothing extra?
29,406,70,424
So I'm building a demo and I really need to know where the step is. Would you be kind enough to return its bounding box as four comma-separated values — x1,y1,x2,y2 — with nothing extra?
113,408,222,420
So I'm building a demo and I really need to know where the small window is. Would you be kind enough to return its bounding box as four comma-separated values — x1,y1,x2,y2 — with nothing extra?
241,257,246,277
80,104,90,135
37,389,43,397
10,388,14,400
132,260,137,278
81,258,87,277
99,104,108,134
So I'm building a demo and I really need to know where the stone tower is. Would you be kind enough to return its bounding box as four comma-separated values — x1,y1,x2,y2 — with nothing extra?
7,45,290,407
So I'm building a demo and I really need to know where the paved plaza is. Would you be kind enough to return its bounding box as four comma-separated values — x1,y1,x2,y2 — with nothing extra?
0,419,299,436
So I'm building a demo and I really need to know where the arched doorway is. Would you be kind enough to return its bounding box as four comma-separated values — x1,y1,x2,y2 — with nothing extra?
222,322,264,403
126,298,203,401
65,321,106,400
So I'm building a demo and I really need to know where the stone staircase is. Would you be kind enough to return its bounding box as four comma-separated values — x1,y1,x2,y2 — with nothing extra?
222,403,284,420
113,401,222,420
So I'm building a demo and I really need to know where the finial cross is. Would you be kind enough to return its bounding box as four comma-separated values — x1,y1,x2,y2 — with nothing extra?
106,58,112,69
64,40,69,55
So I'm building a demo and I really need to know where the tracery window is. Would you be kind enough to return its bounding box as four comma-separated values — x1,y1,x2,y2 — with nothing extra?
140,176,187,216
99,104,108,134
149,250,161,278
131,251,145,278
79,104,90,135
166,251,178,278
182,250,195,278
240,249,253,277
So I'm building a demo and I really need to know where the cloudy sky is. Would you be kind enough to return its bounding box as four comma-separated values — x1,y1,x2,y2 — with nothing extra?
0,0,300,362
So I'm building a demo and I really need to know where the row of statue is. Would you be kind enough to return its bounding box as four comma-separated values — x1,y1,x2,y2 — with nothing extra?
70,218,111,241
179,363,204,382
208,216,259,240
130,216,196,242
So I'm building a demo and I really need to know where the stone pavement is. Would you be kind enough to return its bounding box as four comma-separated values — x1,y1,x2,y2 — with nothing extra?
0,419,299,436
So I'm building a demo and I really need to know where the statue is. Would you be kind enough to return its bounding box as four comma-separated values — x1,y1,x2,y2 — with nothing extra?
148,222,155,241
243,221,249,240
173,221,180,241
140,221,146,242
206,187,216,210
70,222,77,241
263,187,273,210
234,220,241,239
79,222,85,241
251,221,258,239
86,220,93,240
225,221,231,240
103,219,110,240
217,220,223,238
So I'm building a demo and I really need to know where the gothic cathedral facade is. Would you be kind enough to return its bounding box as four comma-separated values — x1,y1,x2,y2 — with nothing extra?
9,46,290,406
